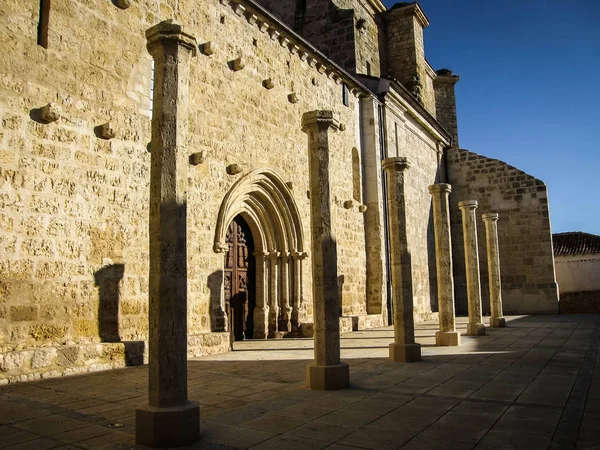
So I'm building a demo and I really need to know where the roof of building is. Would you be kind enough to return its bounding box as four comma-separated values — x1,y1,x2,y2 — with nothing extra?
553,232,600,256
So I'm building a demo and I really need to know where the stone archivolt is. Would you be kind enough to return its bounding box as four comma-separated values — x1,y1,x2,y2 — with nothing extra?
213,169,307,337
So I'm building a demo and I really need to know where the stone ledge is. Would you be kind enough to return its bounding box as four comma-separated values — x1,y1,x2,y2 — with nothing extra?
187,332,230,357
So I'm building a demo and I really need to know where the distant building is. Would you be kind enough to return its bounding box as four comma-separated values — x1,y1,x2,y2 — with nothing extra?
554,232,600,313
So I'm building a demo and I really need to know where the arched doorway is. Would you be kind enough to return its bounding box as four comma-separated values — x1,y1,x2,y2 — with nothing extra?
214,169,308,339
224,215,255,342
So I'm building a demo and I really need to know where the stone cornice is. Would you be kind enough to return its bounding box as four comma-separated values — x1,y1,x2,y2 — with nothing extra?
388,2,430,29
226,0,372,98
366,0,387,13
434,74,460,85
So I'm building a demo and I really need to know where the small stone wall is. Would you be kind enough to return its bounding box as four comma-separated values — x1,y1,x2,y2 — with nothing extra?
0,341,144,385
559,291,600,314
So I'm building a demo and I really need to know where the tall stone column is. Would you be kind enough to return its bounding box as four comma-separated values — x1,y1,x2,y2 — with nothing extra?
302,110,349,390
267,251,280,338
428,184,461,347
483,213,506,327
383,157,421,362
459,201,486,336
279,253,292,334
253,251,269,339
136,21,199,448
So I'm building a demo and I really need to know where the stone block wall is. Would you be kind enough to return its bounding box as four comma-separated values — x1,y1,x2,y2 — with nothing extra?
0,0,375,382
384,101,442,318
447,148,559,314
383,4,436,116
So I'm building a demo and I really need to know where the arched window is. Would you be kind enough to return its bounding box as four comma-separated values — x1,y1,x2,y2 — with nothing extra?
352,148,361,203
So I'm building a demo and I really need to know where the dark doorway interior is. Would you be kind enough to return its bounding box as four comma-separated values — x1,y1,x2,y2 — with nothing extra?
224,215,256,341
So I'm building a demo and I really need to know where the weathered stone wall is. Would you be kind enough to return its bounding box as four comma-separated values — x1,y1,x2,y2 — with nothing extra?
0,0,373,382
433,75,459,147
447,148,559,314
384,101,441,319
383,4,436,116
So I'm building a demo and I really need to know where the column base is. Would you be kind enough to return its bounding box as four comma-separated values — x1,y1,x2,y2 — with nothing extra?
467,323,486,336
389,343,421,362
435,330,461,346
491,317,506,328
135,401,200,448
306,362,349,390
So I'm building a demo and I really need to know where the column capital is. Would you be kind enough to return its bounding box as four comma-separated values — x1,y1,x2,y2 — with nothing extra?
428,183,452,195
292,251,309,260
266,251,281,260
146,20,198,56
482,213,499,222
458,200,478,210
382,157,410,173
301,110,340,133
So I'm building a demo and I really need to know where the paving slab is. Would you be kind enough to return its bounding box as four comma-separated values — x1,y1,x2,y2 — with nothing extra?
0,314,598,449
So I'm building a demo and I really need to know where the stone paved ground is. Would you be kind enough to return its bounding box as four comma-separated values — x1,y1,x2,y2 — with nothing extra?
0,314,599,450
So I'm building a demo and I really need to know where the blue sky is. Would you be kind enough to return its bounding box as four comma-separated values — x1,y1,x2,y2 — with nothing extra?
382,0,600,235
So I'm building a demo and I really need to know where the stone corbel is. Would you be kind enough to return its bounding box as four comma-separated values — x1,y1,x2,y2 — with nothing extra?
299,51,309,62
263,78,275,90
279,36,290,48
316,63,327,74
359,204,368,213
99,122,116,139
113,0,131,9
40,103,61,123
343,200,354,209
338,123,346,131
200,41,215,56
289,44,299,55
231,1,245,16
246,12,257,25
288,93,299,104
231,56,245,71
269,29,280,40
257,21,269,33
226,163,244,175
213,242,228,253
189,150,207,166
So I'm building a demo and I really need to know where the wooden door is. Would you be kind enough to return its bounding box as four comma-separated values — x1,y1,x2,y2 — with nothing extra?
224,216,255,341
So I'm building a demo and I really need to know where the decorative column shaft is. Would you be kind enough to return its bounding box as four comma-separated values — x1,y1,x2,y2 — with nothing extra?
383,157,421,362
253,251,269,338
291,251,307,333
302,110,349,390
267,251,280,338
279,253,292,334
428,184,461,346
136,21,199,448
483,213,506,327
459,200,486,336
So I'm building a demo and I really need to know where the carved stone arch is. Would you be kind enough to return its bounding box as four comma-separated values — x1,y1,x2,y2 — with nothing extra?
214,169,308,338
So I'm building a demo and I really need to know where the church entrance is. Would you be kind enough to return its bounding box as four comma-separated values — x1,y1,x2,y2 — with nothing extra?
224,215,255,342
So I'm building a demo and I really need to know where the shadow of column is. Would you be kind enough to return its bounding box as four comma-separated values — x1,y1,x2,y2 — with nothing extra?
94,264,125,343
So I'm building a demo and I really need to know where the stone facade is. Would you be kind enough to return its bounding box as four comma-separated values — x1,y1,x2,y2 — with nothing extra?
0,0,559,383
447,148,559,314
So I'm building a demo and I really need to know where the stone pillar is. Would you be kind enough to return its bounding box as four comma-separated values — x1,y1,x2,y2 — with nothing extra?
383,157,421,362
483,213,506,327
279,252,292,334
458,200,486,336
253,251,269,339
428,184,461,347
291,251,307,333
136,21,199,448
267,251,280,338
302,110,349,390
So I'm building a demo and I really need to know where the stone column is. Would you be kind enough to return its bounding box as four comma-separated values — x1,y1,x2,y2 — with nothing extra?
302,110,349,390
267,251,280,338
483,213,506,327
459,200,486,336
291,251,307,333
253,251,269,339
383,157,421,362
428,184,461,346
279,252,292,334
136,21,199,448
